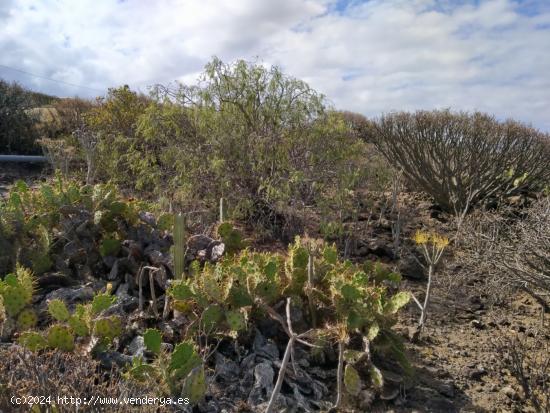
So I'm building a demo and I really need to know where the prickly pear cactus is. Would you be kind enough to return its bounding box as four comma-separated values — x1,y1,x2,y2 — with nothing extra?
182,366,207,405
226,310,246,332
143,328,162,354
169,342,201,381
48,299,70,322
216,222,243,255
93,316,122,342
16,308,38,330
19,331,48,352
90,293,116,315
344,364,362,396
201,305,223,331
285,236,309,293
68,315,89,337
47,324,75,351
0,267,35,318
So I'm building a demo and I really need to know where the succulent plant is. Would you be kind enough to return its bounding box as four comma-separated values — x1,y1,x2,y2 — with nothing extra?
47,324,75,351
344,364,361,396
18,331,48,352
143,328,162,354
90,293,116,315
216,222,243,255
93,316,122,342
68,315,89,337
16,308,38,330
0,266,35,319
285,236,309,293
183,366,207,405
201,305,224,331
226,310,246,332
48,299,70,322
99,237,121,257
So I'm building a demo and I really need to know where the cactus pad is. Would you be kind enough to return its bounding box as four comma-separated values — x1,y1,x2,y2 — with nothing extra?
226,310,246,332
143,328,162,354
183,366,206,405
17,308,38,330
47,324,75,351
19,331,48,352
1,285,27,317
369,365,384,388
91,293,116,315
93,316,122,341
228,284,253,308
48,299,70,322
201,305,223,331
169,342,201,380
344,364,362,396
69,315,89,337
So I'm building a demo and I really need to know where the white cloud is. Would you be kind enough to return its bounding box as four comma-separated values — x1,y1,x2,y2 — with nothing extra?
0,0,549,130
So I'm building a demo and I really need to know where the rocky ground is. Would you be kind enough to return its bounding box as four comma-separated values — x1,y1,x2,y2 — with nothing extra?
0,169,547,413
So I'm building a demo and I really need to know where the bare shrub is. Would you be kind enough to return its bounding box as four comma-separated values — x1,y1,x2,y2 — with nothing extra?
0,346,160,412
365,110,550,214
460,197,550,308
497,334,550,412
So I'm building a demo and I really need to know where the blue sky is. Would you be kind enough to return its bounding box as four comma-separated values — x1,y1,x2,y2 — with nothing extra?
1,0,549,130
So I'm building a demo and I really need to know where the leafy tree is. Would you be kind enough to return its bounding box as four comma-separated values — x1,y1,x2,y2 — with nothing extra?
0,79,40,154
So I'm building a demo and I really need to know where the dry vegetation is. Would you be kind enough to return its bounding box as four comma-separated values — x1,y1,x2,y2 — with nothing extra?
0,58,549,413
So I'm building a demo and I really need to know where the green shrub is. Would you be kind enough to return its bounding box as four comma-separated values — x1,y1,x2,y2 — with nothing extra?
81,59,374,238
0,80,41,154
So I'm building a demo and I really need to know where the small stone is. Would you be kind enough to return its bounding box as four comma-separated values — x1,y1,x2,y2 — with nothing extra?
469,365,487,381
471,319,485,330
127,336,145,357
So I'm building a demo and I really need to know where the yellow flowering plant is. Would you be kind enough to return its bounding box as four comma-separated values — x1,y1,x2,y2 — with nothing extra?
410,230,449,339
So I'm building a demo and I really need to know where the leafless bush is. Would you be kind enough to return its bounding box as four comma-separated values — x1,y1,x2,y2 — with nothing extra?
460,197,550,309
365,110,550,214
0,346,160,412
497,334,550,412
73,126,100,184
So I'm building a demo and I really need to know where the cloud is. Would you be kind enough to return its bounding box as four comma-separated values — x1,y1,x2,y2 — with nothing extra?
0,0,549,130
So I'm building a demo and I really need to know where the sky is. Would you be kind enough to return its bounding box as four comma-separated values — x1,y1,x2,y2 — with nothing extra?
1,0,549,130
